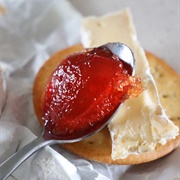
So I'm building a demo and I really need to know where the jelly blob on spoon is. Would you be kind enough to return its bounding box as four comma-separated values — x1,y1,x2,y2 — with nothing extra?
0,42,142,180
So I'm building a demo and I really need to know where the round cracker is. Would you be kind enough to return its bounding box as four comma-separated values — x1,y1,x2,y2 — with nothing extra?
33,44,180,165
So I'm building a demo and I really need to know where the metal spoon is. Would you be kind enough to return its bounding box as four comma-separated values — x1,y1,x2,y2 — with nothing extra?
0,42,135,180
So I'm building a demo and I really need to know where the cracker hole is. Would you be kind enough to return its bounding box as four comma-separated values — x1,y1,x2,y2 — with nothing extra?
170,117,175,121
88,141,94,145
159,73,164,78
96,21,104,27
154,67,159,73
162,93,176,99
170,117,180,121
162,94,169,98
154,66,165,77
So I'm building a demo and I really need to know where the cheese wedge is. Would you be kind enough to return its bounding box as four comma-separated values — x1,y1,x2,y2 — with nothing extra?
81,9,179,159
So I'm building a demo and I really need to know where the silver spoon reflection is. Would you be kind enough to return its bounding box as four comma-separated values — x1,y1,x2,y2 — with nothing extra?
0,42,135,180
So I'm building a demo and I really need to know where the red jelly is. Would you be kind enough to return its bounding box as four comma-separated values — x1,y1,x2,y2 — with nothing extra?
42,47,142,140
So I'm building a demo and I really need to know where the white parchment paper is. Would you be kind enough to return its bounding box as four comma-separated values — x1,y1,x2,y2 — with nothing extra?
0,0,179,179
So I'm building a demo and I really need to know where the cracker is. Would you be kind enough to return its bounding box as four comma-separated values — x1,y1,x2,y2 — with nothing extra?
146,52,180,127
33,44,180,164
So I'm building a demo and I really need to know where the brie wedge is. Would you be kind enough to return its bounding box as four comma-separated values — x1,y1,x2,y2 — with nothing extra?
81,9,179,159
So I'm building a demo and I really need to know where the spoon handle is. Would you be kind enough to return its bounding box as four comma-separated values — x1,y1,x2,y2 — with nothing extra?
0,136,50,180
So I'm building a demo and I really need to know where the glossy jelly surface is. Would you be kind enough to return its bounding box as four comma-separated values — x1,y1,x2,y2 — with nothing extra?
42,47,142,140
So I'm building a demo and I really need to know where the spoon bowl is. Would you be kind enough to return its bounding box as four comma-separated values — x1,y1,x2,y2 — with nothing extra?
0,42,135,180
101,43,135,75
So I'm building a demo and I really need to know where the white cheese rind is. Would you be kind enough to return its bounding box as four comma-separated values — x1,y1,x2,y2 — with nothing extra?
81,9,179,159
